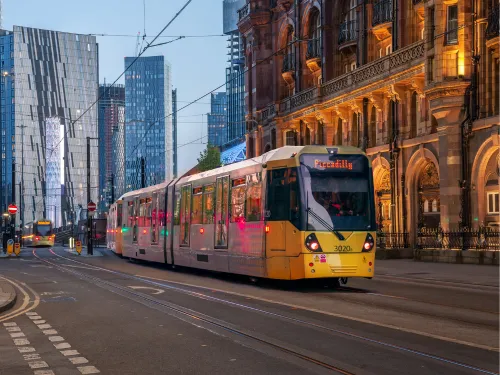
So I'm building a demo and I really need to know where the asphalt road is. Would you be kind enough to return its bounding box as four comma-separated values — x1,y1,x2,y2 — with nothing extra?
0,247,498,375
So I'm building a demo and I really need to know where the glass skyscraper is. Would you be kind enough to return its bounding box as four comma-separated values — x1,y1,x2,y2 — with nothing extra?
98,84,125,209
0,26,99,227
222,0,246,164
207,92,227,146
124,56,172,191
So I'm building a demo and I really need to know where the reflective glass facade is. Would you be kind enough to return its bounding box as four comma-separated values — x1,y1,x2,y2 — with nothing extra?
98,84,125,208
0,26,99,227
223,0,246,147
207,92,227,146
124,56,172,191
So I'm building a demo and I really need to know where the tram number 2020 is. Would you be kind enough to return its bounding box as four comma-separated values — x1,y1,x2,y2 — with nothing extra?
334,246,352,252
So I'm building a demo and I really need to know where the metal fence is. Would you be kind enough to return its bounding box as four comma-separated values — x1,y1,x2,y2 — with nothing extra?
417,229,500,251
377,232,410,249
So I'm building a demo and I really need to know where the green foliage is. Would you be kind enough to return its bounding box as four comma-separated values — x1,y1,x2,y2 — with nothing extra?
197,146,221,172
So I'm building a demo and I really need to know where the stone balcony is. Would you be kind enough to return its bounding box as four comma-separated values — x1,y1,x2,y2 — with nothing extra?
258,41,425,126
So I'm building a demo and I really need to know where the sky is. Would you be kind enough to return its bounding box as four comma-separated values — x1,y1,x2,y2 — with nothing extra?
3,0,228,175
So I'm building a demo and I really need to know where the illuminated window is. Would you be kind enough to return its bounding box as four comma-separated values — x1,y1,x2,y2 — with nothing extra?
246,173,262,222
230,178,246,222
487,192,499,214
385,45,392,55
191,187,203,224
432,199,438,212
350,62,356,71
423,199,429,213
202,184,215,224
446,5,458,44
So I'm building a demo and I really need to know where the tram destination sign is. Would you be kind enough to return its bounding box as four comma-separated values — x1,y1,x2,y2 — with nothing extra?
301,154,367,173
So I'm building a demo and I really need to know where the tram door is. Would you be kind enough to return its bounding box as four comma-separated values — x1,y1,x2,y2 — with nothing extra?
215,176,229,248
180,185,191,247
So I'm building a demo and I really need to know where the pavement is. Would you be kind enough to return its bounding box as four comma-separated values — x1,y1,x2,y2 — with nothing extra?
0,278,17,314
0,247,496,374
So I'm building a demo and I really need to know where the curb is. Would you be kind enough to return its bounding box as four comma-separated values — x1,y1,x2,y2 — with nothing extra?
0,282,17,314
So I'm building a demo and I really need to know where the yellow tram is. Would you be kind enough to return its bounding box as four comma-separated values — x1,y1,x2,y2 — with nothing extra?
23,219,55,247
108,146,376,285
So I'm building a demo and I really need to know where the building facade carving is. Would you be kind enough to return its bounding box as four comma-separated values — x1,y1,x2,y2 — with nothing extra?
238,0,500,244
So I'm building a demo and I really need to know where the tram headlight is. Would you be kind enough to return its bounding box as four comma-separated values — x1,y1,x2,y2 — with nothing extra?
362,233,374,252
305,233,322,252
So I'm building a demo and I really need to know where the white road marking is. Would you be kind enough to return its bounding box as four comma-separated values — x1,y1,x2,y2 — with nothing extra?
28,316,42,320
48,336,64,342
43,330,58,335
60,349,80,356
23,353,41,361
6,326,21,332
34,370,55,375
128,285,164,294
33,320,46,324
69,357,89,365
18,347,36,353
77,365,100,374
14,338,30,346
37,324,51,329
54,342,71,349
25,312,38,316
10,332,26,338
3,322,18,326
28,361,49,369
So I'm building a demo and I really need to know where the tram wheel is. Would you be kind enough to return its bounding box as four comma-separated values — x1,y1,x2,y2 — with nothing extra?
339,277,348,286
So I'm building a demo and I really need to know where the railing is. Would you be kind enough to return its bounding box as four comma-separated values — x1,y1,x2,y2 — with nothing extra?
373,0,392,27
321,40,424,98
417,229,500,251
306,39,321,60
486,3,499,40
238,3,250,21
338,20,358,45
377,232,410,249
261,103,276,122
282,53,295,73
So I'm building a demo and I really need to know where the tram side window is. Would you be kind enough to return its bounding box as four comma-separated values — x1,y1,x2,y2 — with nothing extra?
173,190,181,225
203,184,215,224
267,169,289,221
145,197,152,227
159,192,166,227
117,203,123,227
289,168,301,229
192,187,203,224
127,201,134,228
151,193,158,243
230,178,246,223
246,173,262,222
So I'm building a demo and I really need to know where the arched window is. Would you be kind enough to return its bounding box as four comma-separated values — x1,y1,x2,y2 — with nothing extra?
308,8,321,58
410,92,418,138
286,131,296,146
423,199,429,213
336,118,343,145
271,128,276,149
317,121,324,145
283,26,295,73
432,199,438,212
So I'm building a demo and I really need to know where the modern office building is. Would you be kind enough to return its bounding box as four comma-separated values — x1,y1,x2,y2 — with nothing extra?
222,0,246,163
98,83,125,209
0,26,99,228
207,92,227,147
172,88,178,178
124,56,172,191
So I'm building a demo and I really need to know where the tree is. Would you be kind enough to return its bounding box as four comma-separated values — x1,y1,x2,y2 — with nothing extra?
197,146,221,172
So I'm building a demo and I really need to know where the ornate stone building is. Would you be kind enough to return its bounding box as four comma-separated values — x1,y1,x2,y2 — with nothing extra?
237,0,499,245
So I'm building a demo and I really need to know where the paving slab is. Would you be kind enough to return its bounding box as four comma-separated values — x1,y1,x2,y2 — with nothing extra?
0,279,17,314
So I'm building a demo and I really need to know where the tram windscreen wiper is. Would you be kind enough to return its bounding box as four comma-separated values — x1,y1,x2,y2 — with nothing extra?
307,208,344,240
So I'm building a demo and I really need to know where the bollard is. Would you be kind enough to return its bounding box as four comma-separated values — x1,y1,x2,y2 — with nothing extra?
6,239,14,255
14,242,20,256
69,237,74,249
75,240,82,255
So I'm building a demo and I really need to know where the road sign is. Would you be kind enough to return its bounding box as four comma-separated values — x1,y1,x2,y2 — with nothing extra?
75,241,82,255
87,201,96,212
14,242,20,256
7,204,17,215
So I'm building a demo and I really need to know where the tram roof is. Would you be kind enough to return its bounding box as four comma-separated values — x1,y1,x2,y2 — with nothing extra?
118,145,365,200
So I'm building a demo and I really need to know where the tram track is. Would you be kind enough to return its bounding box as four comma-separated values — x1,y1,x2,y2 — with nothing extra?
33,249,355,375
32,248,499,375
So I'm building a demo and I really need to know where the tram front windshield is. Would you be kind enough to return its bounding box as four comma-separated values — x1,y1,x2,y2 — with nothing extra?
35,224,52,236
300,154,374,231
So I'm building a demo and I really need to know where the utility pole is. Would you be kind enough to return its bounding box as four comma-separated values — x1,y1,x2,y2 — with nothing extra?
141,157,145,189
